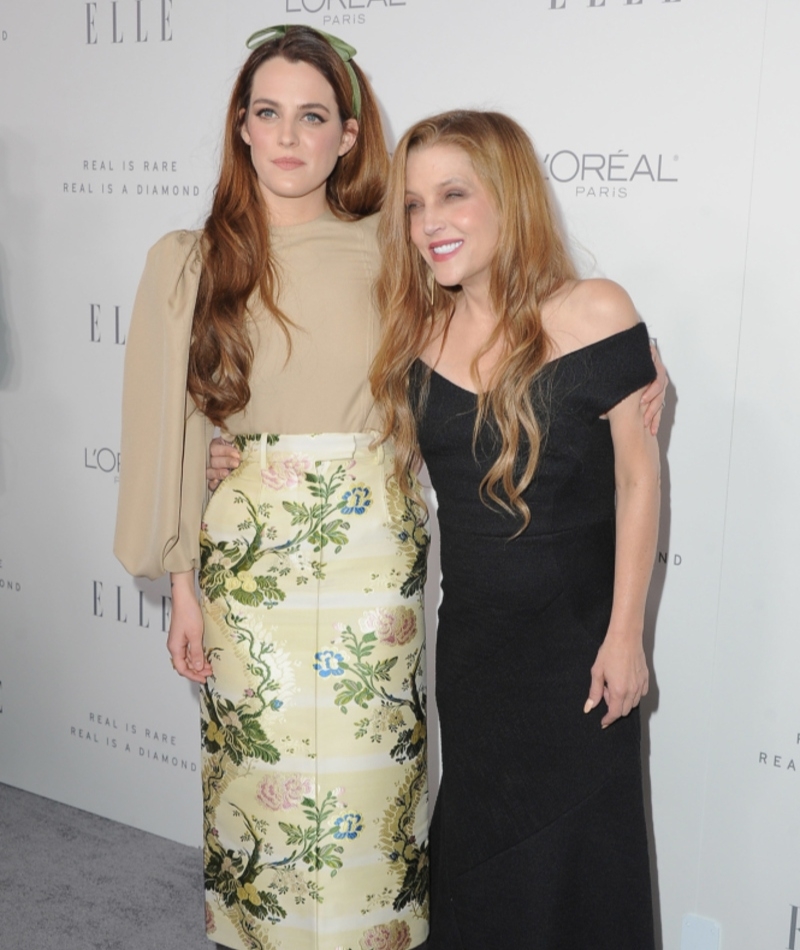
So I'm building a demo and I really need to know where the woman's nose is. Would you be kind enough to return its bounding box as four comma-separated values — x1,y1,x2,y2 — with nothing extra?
277,118,298,147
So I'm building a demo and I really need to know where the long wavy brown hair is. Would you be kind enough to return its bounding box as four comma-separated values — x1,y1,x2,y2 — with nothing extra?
188,26,389,426
370,110,576,528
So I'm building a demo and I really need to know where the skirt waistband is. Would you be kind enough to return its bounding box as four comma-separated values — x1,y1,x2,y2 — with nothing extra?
229,432,387,466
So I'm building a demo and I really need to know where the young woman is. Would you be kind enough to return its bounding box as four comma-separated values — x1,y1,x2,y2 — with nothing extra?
115,26,429,950
370,110,661,948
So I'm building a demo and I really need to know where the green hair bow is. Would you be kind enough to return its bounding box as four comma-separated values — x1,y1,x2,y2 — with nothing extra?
245,24,362,119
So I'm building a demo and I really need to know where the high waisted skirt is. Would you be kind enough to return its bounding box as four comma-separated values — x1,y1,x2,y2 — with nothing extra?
198,433,430,950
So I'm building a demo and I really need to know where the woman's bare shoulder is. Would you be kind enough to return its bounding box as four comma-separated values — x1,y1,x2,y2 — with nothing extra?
546,278,640,352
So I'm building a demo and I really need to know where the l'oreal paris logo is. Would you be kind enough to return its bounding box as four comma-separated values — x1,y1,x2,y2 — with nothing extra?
541,151,678,184
84,447,121,475
285,0,406,10
85,0,173,44
549,0,681,8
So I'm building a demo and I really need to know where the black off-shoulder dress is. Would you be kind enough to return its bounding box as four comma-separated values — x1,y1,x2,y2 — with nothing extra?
417,323,657,950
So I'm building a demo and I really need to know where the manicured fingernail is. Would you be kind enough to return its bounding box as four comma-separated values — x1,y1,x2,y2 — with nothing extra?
583,699,594,714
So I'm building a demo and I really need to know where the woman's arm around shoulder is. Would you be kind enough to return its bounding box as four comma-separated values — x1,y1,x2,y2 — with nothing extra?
555,278,668,433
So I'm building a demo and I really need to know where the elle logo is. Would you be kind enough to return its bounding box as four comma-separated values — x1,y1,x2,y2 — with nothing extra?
85,0,173,44
90,304,127,345
92,581,172,632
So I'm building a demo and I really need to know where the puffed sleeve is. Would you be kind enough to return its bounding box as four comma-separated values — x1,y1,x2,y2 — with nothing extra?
114,230,213,579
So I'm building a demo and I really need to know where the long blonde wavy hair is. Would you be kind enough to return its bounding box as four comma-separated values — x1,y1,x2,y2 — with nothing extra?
370,110,576,528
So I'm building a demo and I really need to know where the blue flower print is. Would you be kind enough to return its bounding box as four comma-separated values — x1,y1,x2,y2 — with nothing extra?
341,484,372,515
314,650,345,677
333,813,363,840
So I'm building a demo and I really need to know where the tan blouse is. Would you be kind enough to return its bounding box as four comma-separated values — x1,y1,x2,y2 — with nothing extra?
114,210,382,580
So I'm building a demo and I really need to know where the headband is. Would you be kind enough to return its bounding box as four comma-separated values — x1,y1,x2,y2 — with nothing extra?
245,25,362,120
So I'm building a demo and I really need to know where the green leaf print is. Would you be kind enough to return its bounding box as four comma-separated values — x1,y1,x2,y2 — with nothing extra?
322,626,422,747
333,678,375,710
393,837,429,913
230,576,286,608
373,657,399,682
201,464,364,611
309,518,351,553
311,842,344,873
202,694,281,766
276,822,307,847
232,434,279,452
281,501,316,526
241,888,286,923
400,542,428,599
205,791,360,932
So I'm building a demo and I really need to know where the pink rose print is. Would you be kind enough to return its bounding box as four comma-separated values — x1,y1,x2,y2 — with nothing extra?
282,774,313,809
261,453,312,490
256,774,313,810
205,902,216,934
359,607,417,647
360,920,412,950
256,775,284,811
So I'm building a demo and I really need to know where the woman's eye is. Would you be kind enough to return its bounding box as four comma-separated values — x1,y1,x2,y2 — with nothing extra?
445,191,464,200
256,107,277,119
405,202,420,213
303,112,325,124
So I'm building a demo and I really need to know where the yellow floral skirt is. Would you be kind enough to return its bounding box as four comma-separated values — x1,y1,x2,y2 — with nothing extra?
198,434,429,950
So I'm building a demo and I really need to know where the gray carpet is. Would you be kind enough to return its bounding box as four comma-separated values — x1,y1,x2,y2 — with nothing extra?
0,782,216,950
0,783,428,950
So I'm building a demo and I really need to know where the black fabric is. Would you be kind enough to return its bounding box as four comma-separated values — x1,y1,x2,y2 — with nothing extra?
418,323,656,949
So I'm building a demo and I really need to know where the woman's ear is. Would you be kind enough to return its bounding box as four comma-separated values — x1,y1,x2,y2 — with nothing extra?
338,118,359,157
239,109,251,147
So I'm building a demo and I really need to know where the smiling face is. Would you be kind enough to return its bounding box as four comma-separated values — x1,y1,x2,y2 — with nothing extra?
404,143,501,297
239,56,358,223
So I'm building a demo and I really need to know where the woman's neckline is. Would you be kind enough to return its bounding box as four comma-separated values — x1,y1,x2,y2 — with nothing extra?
419,323,644,396
270,206,336,233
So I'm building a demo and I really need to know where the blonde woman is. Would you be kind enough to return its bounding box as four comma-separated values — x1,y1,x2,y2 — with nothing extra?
370,110,661,949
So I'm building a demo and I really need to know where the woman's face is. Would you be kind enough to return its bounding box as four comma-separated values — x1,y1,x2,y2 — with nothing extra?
240,56,358,221
404,143,500,297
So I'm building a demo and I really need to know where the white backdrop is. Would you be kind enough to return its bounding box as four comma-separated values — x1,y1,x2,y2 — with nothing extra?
1,2,798,948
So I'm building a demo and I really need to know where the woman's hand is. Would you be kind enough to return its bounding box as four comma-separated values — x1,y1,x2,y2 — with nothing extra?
207,437,241,492
584,632,649,728
167,571,213,683
640,343,669,435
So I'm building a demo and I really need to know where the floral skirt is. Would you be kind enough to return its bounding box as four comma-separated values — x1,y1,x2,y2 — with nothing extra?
198,433,429,950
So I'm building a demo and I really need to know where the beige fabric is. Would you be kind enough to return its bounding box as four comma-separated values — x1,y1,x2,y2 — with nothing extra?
114,210,381,579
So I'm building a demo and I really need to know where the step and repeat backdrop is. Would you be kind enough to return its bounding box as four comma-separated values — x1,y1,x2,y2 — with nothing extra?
1,2,798,947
